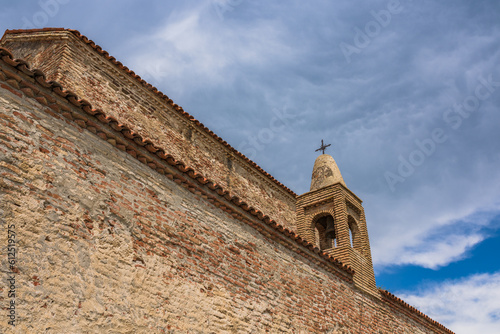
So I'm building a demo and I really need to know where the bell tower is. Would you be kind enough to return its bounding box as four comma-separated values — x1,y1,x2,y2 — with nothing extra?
296,147,377,294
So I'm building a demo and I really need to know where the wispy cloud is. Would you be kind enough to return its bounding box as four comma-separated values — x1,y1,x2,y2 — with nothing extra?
127,3,299,95
369,181,500,269
398,272,500,334
393,234,484,269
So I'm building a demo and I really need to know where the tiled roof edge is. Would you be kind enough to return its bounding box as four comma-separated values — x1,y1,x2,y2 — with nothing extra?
0,46,354,282
1,27,297,198
380,289,455,334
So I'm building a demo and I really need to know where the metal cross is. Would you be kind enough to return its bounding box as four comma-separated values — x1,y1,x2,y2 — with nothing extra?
315,139,331,155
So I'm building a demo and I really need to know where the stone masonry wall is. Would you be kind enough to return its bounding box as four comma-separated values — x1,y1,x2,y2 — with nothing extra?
0,52,453,333
0,29,297,231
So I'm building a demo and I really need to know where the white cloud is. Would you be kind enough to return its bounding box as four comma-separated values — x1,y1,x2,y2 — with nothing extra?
125,2,299,96
366,129,500,269
398,272,500,334
392,234,484,269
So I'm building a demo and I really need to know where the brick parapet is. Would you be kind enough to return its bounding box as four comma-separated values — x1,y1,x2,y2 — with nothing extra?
0,28,297,231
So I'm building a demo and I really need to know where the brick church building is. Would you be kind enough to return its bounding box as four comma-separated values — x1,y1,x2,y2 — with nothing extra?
0,28,453,333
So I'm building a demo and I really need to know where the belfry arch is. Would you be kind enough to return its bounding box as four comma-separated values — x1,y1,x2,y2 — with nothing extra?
312,213,337,250
347,215,360,249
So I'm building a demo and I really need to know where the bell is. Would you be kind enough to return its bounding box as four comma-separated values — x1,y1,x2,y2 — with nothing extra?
324,216,335,239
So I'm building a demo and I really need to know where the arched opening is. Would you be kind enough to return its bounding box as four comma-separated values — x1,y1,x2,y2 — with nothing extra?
348,215,360,249
314,214,336,250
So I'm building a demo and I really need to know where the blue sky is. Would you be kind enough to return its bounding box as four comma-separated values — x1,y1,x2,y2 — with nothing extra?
1,1,499,332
